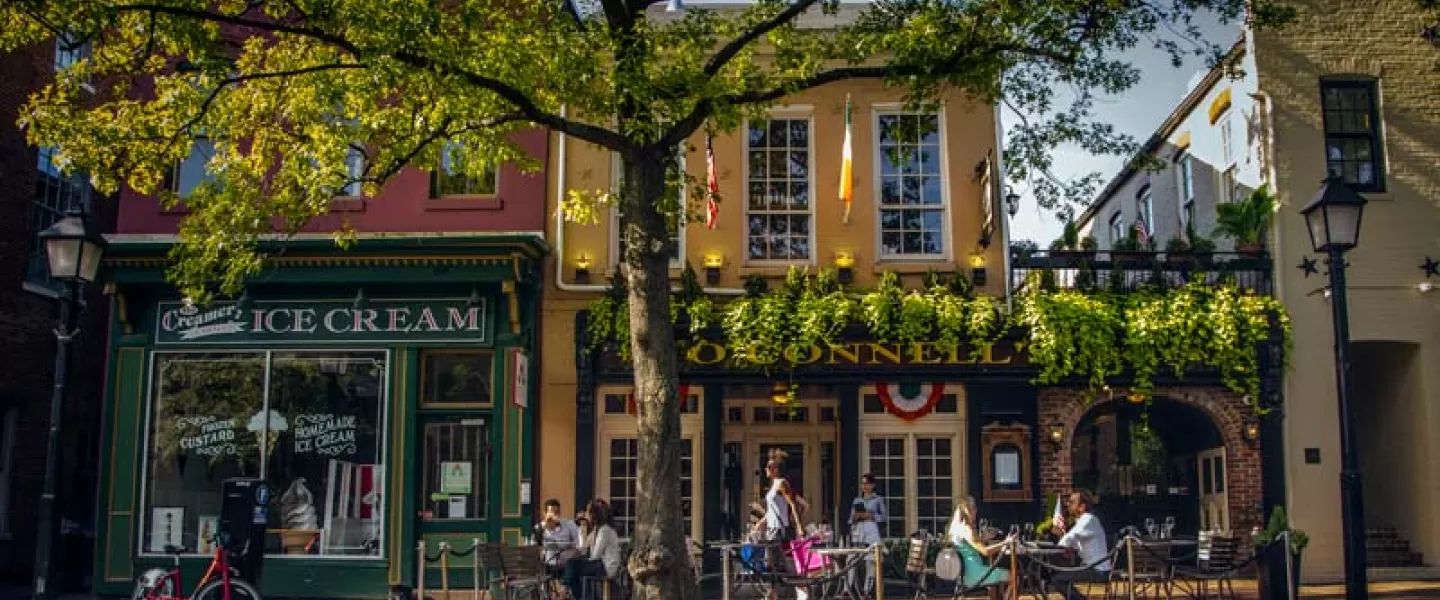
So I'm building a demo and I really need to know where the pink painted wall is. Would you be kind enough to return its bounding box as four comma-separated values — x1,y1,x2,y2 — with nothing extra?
116,128,549,234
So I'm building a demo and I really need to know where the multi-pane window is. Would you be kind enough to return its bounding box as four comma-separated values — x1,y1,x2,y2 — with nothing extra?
342,148,365,197
29,146,92,287
607,438,693,538
746,118,812,261
1135,186,1153,234
1219,114,1234,166
1320,79,1385,192
1108,212,1123,245
914,437,955,537
54,35,91,71
170,138,216,198
612,150,684,264
865,437,908,538
1174,152,1194,206
877,112,945,257
436,141,497,196
1182,201,1195,232
1221,167,1238,204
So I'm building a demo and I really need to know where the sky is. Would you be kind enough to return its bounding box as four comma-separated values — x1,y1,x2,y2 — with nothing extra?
1006,14,1239,246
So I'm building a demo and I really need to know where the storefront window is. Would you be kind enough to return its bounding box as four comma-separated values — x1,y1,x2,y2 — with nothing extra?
421,351,494,406
142,351,387,558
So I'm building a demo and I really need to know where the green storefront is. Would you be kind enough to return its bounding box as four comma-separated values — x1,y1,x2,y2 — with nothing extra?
92,234,547,598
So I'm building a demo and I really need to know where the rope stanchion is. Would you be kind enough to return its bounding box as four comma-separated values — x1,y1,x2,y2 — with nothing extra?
472,538,481,600
874,542,884,600
440,541,451,597
417,541,427,600
1282,530,1296,600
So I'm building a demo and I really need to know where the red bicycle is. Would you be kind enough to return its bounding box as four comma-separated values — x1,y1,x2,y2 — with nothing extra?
131,533,262,600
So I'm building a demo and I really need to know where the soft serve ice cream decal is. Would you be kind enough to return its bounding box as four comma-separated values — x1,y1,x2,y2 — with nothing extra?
247,409,289,456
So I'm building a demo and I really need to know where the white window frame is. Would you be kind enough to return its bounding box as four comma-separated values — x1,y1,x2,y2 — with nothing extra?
341,147,366,198
1220,166,1238,204
1135,185,1153,235
742,109,817,265
1108,212,1124,245
872,106,951,262
609,150,686,270
595,385,704,542
136,349,391,560
171,138,217,198
53,35,91,72
1174,152,1194,225
1219,113,1234,167
857,384,965,537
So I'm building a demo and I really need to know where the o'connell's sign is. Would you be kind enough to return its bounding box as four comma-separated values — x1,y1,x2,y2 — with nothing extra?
679,340,1028,367
156,299,489,345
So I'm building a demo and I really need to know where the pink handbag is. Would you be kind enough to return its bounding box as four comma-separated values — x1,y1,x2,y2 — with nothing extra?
787,537,831,575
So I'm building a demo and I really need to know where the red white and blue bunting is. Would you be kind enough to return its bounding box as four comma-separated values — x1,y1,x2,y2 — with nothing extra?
628,384,690,416
875,382,945,421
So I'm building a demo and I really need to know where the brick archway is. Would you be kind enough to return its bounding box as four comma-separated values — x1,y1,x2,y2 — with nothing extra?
1037,386,1263,534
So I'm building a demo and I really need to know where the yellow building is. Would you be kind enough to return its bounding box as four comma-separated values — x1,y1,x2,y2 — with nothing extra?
538,78,1014,540
1256,0,1440,581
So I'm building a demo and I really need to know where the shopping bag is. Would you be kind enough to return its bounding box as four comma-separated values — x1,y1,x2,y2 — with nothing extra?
786,537,831,575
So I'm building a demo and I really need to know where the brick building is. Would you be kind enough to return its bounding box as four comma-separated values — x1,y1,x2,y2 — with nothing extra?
0,39,116,589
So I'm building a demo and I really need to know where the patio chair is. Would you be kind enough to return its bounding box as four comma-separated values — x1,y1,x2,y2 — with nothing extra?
581,543,633,600
1173,532,1242,600
498,544,550,600
1106,538,1174,600
903,535,931,600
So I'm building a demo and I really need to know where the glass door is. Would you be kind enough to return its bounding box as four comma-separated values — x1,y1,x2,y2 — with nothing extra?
416,415,491,584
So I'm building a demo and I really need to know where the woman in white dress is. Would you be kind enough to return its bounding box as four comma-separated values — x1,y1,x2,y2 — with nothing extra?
753,449,810,600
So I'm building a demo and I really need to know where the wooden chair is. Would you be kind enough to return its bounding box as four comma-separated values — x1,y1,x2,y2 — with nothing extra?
1106,539,1173,600
581,543,633,600
904,536,931,600
497,544,549,600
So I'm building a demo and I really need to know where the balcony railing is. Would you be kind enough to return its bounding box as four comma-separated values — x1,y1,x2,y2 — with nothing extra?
1010,251,1273,295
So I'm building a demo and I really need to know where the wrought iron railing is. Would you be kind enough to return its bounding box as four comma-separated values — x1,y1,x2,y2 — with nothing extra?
1011,251,1273,296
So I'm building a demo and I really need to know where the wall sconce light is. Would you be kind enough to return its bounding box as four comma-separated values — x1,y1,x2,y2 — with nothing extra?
1243,418,1261,446
834,251,856,284
703,254,723,285
771,382,793,405
1046,422,1066,449
970,253,988,287
574,255,592,284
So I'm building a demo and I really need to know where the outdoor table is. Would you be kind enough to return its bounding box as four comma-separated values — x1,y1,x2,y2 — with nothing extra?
712,541,749,600
1003,542,1070,600
817,546,874,599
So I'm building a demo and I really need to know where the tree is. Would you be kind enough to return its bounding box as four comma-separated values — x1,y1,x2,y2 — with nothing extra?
2,0,1287,597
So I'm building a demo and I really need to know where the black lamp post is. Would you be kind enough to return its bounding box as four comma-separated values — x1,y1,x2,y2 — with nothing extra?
1299,174,1369,600
32,210,107,600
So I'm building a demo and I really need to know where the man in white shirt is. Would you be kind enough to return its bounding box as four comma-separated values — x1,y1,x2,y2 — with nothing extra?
538,498,583,569
1049,490,1112,600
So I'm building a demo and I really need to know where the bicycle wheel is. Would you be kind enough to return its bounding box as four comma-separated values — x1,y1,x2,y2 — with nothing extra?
192,577,262,600
131,570,177,600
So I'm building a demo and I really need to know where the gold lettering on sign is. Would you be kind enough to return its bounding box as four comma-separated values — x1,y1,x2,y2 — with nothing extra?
783,345,823,365
867,343,902,364
979,342,1012,365
686,341,727,365
827,344,860,364
911,343,943,364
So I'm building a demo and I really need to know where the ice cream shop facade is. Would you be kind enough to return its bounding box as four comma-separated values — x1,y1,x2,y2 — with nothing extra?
91,236,545,597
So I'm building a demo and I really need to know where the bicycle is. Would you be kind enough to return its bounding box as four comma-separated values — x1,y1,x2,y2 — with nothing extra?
131,532,262,600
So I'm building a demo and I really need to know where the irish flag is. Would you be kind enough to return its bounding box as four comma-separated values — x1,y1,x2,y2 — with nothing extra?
839,94,854,224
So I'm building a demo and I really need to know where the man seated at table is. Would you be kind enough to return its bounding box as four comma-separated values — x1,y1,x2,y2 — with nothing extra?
1048,490,1112,600
538,498,583,570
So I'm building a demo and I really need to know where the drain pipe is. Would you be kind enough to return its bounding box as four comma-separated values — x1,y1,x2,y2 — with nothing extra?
993,103,1014,313
551,106,745,295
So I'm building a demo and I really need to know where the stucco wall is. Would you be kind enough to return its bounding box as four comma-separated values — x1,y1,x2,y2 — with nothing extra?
1255,0,1440,580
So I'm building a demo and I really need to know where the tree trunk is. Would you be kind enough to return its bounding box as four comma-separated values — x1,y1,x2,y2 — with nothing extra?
619,154,699,600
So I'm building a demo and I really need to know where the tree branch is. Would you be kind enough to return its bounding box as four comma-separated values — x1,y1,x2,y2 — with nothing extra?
116,3,360,54
703,0,823,78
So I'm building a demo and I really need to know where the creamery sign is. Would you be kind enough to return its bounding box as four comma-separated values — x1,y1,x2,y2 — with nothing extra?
679,340,1028,368
155,298,490,345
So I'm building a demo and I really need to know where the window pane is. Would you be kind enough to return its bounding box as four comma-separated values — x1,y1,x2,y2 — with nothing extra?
915,437,955,536
867,437,907,538
175,139,216,198
29,146,92,288
144,353,266,555
266,352,386,556
745,118,812,261
422,421,488,523
421,352,494,405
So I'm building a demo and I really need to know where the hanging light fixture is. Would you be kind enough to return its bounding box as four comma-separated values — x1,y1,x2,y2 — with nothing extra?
770,382,792,405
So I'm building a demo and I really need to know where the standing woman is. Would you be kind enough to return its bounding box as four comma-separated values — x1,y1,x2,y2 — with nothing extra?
946,496,1013,599
754,449,811,600
849,474,886,597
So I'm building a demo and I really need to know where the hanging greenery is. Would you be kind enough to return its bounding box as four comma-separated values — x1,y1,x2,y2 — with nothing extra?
584,266,1291,410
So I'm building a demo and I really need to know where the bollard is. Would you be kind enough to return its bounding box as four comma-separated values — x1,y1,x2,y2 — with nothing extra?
440,541,451,598
874,543,884,600
1126,535,1136,600
1008,537,1019,600
472,539,481,600
417,541,427,600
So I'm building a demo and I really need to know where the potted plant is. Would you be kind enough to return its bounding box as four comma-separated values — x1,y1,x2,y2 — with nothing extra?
1111,228,1151,267
1079,235,1099,261
1164,237,1193,267
1215,184,1276,256
1187,227,1217,266
1255,506,1308,599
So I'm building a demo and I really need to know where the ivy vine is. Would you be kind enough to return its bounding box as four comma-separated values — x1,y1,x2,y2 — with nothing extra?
584,266,1292,411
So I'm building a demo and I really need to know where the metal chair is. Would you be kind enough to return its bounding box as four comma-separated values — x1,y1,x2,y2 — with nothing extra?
497,544,550,600
1174,532,1242,600
1106,538,1174,600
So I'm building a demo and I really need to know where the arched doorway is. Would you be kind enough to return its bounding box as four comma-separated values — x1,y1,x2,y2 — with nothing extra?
1069,397,1227,537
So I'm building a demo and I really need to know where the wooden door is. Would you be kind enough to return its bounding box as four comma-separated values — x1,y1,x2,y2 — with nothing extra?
1196,447,1229,532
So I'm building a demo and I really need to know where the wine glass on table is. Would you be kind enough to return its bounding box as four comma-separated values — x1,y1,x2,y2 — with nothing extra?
1023,522,1035,542
1144,518,1157,539
1163,516,1176,539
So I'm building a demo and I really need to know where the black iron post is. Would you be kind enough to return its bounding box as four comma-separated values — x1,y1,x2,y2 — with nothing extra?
1327,250,1368,600
32,280,80,600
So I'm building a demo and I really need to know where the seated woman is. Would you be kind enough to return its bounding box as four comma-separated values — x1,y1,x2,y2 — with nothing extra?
946,496,1014,599
562,501,623,600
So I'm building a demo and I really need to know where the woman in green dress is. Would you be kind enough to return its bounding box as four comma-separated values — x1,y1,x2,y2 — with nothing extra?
945,495,1013,598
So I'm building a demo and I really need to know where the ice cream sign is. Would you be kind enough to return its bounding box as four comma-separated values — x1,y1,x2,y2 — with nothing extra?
155,298,490,345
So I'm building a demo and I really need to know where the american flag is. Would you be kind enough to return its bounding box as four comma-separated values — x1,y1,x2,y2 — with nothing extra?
705,132,719,229
1133,217,1150,246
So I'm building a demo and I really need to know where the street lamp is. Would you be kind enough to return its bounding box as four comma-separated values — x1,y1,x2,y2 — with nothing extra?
1299,174,1369,600
32,210,107,600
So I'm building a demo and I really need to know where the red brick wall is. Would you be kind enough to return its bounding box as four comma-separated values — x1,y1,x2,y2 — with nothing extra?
1037,386,1263,535
0,41,114,585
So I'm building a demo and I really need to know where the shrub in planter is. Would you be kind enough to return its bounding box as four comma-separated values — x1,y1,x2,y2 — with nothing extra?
1079,235,1099,259
1111,233,1151,267
1164,237,1193,266
1216,184,1276,255
1255,506,1308,599
1188,234,1217,266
